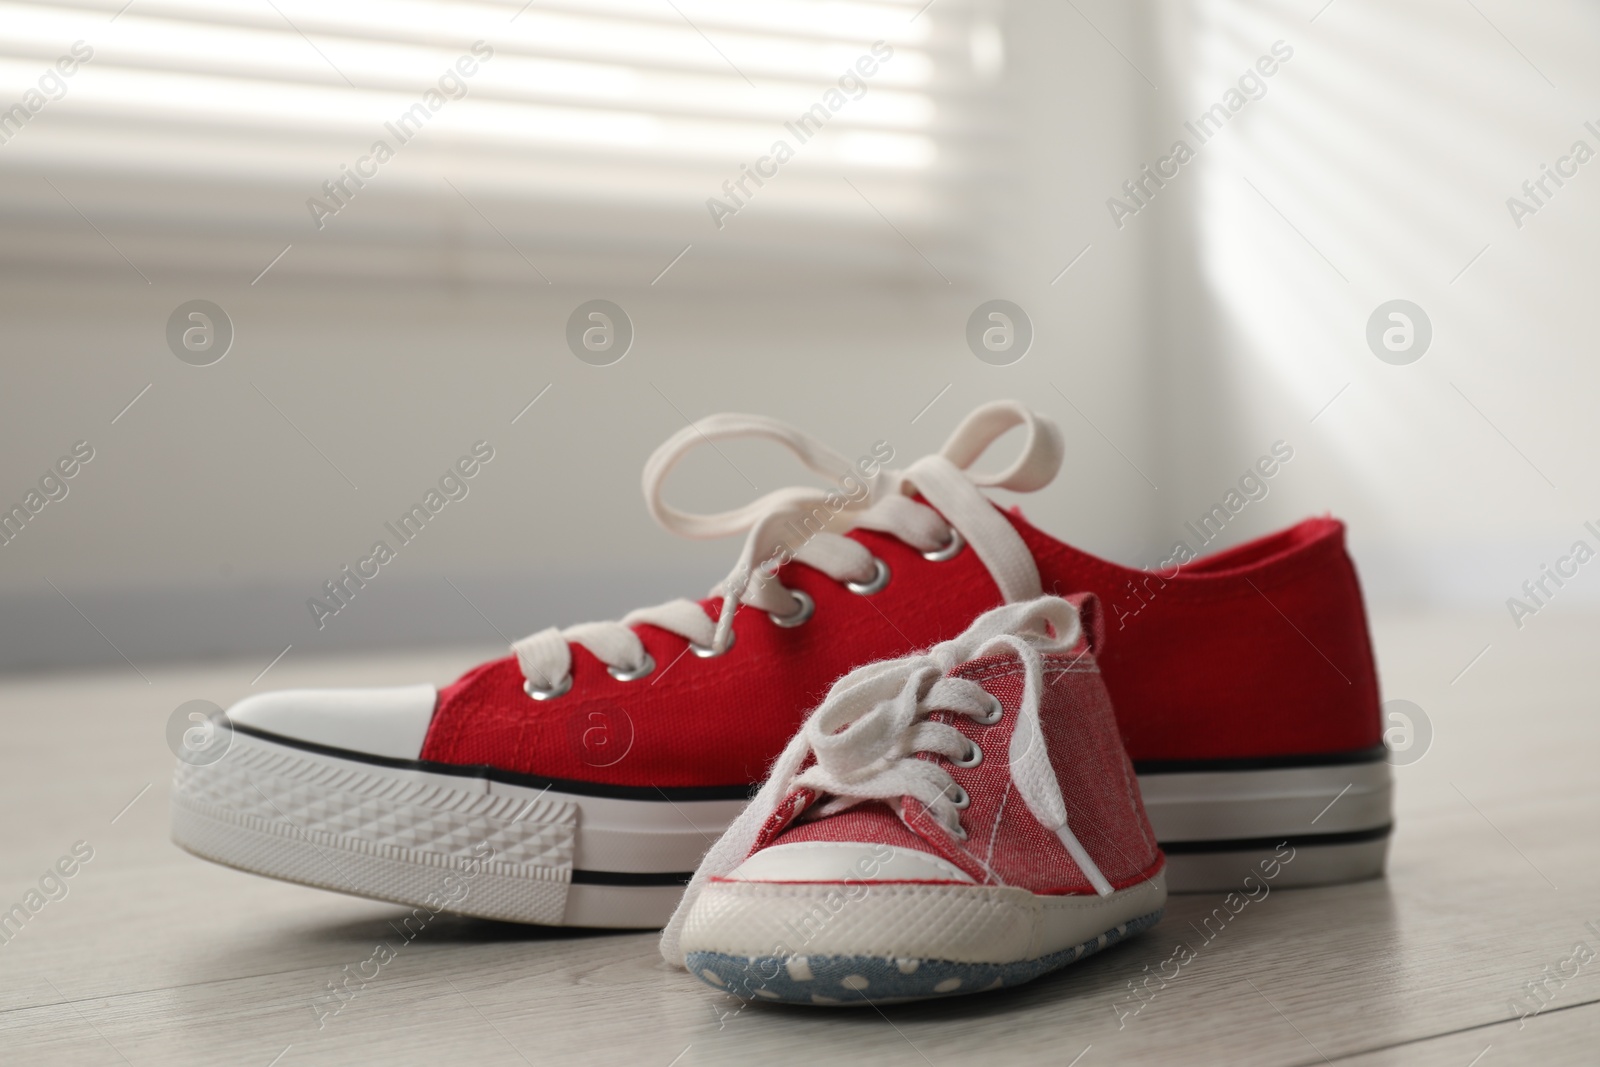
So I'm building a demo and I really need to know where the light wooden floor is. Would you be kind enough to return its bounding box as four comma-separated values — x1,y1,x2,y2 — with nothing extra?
3,611,1598,1066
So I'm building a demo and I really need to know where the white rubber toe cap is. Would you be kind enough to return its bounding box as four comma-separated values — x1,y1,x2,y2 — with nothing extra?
726,841,975,884
226,685,437,760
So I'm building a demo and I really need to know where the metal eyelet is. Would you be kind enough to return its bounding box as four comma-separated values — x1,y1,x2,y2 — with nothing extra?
524,674,572,701
690,632,736,658
950,740,983,768
768,589,815,629
606,652,656,682
845,556,891,596
923,528,965,562
973,693,1003,726
946,784,970,809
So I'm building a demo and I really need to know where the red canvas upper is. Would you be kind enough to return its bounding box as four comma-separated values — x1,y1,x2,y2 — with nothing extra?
422,507,1381,789
735,629,1166,896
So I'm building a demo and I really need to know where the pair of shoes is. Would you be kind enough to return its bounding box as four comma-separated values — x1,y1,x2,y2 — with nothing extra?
170,400,1390,932
664,593,1168,1004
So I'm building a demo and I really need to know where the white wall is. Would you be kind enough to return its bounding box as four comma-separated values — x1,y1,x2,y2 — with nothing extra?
15,0,1591,676
0,0,1162,671
1147,0,1600,640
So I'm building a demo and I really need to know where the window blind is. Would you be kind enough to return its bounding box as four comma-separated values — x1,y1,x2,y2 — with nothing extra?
0,0,1004,288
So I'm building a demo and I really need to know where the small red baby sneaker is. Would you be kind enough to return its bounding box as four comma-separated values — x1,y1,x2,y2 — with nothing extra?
665,594,1165,1004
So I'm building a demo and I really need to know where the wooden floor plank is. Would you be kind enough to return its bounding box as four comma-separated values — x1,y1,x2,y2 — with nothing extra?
1331,1000,1600,1066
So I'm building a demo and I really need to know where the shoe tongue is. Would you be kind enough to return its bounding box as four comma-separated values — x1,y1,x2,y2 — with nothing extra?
773,799,930,854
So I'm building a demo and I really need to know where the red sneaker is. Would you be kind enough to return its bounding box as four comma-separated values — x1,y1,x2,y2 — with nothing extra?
667,594,1165,1004
171,401,1388,927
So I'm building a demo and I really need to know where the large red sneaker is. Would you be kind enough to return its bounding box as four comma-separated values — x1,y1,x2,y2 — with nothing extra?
170,401,1389,927
667,595,1166,1004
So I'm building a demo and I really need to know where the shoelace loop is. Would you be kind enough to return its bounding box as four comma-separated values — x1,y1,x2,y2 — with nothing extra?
795,668,1000,838
512,401,1064,694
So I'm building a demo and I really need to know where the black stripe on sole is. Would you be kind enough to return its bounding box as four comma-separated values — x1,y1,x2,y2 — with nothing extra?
231,722,1386,801
1133,744,1388,775
228,723,754,802
569,828,1395,885
570,869,693,886
1158,823,1393,855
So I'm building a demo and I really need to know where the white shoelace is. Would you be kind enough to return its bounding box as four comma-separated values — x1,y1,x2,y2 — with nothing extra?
659,595,1113,967
511,400,1065,696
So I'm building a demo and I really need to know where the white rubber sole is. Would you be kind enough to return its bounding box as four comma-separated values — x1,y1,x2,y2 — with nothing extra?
684,875,1166,1004
170,727,743,927
684,871,1167,962
171,728,1391,927
1138,756,1393,891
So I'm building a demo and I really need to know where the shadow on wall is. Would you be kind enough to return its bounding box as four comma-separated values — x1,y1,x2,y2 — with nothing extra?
1151,0,1600,611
